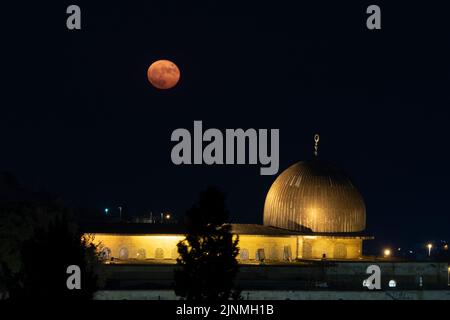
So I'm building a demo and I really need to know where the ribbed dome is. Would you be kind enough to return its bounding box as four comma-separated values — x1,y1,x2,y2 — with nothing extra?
263,161,366,233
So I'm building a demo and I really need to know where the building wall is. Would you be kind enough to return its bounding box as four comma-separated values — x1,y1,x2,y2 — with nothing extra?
98,262,450,291
237,235,298,261
301,237,362,259
89,233,363,261
94,289,450,300
91,234,184,260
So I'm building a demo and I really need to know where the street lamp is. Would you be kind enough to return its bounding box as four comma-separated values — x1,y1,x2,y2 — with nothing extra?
427,243,433,257
104,208,109,215
383,249,391,258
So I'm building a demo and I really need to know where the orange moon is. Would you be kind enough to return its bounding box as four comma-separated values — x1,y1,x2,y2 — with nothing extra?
147,60,180,89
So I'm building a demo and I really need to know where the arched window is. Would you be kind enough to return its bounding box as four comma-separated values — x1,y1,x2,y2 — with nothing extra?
269,247,280,261
155,248,164,259
119,247,129,260
137,248,146,260
283,245,292,261
334,243,347,259
256,248,266,261
240,248,249,261
100,247,111,260
302,242,312,259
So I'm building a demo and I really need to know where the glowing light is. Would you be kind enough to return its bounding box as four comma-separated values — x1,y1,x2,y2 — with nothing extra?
104,208,109,214
383,249,391,257
389,280,397,288
165,213,171,219
427,243,433,257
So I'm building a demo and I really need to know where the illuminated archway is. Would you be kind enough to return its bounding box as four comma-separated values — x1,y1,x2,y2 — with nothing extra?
283,245,292,261
100,247,111,260
137,248,146,260
155,248,164,259
256,248,265,261
269,247,280,260
334,243,347,259
240,248,249,261
303,242,312,259
119,247,129,260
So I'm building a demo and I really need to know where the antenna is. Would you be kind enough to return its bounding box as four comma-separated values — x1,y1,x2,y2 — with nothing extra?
314,134,320,157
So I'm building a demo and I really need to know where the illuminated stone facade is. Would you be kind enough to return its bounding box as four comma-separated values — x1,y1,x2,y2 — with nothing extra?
87,159,371,262
89,227,366,262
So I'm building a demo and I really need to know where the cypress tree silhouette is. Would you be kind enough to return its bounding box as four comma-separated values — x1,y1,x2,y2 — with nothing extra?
175,186,240,301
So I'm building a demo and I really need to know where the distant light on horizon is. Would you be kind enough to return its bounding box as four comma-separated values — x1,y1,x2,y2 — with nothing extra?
389,280,397,288
427,243,433,256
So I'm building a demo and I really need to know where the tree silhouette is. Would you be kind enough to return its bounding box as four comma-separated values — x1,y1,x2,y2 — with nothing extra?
175,186,240,301
0,181,101,300
14,215,100,299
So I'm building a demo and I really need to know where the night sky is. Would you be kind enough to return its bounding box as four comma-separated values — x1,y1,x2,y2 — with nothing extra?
2,1,449,252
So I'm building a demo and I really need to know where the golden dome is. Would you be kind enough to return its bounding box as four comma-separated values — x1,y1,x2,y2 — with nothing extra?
263,161,366,233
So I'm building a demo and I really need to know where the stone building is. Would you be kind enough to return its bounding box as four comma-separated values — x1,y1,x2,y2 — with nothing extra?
87,157,372,262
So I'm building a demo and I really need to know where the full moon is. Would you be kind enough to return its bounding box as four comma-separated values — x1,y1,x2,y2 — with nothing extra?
147,60,180,89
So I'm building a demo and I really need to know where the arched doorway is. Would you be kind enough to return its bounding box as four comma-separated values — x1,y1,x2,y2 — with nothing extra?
302,242,312,259
119,247,129,260
240,248,249,261
334,243,347,259
155,248,164,259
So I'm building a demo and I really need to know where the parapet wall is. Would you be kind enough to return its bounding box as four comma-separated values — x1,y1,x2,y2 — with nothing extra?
101,261,450,291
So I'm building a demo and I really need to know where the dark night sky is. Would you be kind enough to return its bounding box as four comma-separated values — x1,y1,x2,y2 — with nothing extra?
2,1,449,252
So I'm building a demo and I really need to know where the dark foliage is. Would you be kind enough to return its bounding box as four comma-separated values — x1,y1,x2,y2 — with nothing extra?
10,216,99,299
175,186,240,301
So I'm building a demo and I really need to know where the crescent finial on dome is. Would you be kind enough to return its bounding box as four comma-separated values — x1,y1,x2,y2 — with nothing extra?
314,133,320,157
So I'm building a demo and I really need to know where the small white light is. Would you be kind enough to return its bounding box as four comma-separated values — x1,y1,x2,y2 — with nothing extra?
389,280,397,288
